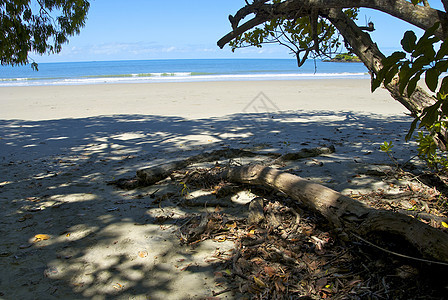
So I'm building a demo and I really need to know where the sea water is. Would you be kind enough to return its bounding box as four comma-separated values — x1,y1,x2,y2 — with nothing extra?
0,58,369,86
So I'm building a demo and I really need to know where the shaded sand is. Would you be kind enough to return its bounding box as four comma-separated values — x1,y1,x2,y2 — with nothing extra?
0,80,417,299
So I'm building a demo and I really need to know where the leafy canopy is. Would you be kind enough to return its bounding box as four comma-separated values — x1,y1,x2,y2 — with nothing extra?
373,21,448,170
0,0,90,70
229,0,358,67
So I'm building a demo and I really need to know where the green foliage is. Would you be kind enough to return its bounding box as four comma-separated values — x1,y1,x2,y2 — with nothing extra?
414,122,448,170
229,2,358,66
380,141,394,153
180,181,190,197
380,141,399,166
374,22,448,171
0,0,90,69
332,53,360,62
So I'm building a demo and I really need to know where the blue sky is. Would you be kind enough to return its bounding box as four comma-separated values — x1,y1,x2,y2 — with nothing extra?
34,0,444,63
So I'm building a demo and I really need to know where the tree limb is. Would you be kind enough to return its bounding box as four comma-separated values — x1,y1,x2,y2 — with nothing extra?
325,8,436,116
218,0,448,49
443,0,448,13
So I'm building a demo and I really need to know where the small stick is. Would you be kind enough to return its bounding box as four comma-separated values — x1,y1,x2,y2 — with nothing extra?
351,232,448,266
212,286,238,296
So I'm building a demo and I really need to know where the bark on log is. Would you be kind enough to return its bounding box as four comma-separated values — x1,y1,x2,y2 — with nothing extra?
137,148,272,186
136,146,334,186
225,164,448,263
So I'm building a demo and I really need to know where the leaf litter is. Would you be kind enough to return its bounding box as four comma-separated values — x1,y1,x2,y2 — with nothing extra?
173,165,448,299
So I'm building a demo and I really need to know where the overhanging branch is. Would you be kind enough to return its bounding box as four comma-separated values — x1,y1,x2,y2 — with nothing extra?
218,0,448,49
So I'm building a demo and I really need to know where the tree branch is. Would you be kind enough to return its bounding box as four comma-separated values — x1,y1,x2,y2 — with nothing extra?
218,0,448,49
218,16,267,49
442,0,448,13
325,8,436,116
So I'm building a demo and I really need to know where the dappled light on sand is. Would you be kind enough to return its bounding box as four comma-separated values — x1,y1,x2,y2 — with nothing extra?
1,108,446,298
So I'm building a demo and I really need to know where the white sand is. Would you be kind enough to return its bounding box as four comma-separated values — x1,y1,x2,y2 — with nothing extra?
0,79,405,120
0,79,416,299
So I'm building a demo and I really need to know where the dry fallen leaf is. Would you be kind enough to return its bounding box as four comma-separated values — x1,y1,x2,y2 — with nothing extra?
264,266,276,277
316,277,328,289
226,222,237,230
34,234,50,241
18,214,33,222
138,251,148,258
274,278,286,292
113,283,123,290
442,221,448,228
253,276,267,288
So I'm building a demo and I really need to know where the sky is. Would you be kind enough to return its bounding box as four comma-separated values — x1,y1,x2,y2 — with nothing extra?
33,0,445,63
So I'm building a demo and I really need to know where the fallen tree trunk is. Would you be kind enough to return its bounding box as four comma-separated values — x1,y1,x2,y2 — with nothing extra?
136,146,334,186
225,164,448,263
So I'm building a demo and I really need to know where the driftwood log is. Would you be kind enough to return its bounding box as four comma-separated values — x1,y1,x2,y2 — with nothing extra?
136,146,334,186
224,165,448,264
132,147,448,263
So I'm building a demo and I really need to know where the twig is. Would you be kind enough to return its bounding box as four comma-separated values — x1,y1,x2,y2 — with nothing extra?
351,232,448,266
212,287,239,296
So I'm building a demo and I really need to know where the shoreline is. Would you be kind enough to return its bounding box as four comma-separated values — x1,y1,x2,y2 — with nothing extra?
0,79,406,121
0,73,369,87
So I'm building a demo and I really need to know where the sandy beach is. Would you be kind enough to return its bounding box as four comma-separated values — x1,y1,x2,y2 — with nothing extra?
0,79,406,120
0,79,418,299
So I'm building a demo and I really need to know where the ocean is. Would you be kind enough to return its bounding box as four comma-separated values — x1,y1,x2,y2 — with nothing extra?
0,58,369,86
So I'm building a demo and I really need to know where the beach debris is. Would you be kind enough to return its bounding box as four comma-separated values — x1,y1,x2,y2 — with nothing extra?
34,234,50,241
17,214,33,222
44,266,59,278
225,164,448,264
247,197,265,224
138,251,148,258
113,282,124,290
26,207,42,212
106,177,140,189
0,251,12,257
274,145,335,163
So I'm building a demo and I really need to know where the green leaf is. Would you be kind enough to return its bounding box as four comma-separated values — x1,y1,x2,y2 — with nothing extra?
425,68,440,92
380,141,394,153
401,31,417,53
384,64,399,85
407,71,424,96
398,63,411,94
31,62,38,71
382,51,406,66
411,55,431,72
435,60,448,73
420,102,442,128
371,77,381,92
425,22,441,38
440,76,448,95
436,41,448,60
406,118,419,141
441,100,448,117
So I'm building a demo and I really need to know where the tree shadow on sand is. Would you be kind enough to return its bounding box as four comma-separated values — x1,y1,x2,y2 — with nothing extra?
1,110,425,299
